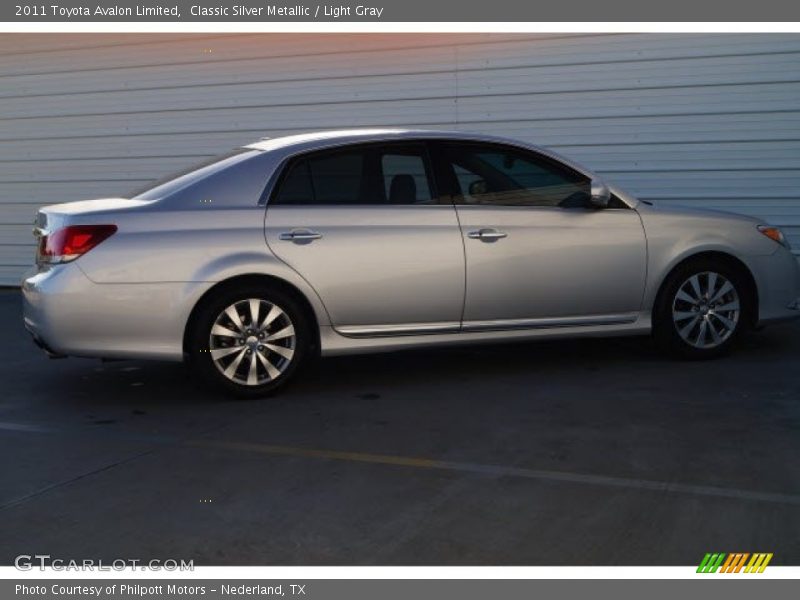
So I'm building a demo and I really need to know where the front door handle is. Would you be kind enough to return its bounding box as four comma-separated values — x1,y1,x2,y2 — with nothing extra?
278,229,323,242
467,228,507,241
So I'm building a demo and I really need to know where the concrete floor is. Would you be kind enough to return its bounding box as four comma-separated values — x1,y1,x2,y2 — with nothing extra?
1,288,799,565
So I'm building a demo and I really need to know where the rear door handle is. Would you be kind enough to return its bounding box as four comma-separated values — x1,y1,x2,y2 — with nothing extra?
467,228,507,241
279,229,323,242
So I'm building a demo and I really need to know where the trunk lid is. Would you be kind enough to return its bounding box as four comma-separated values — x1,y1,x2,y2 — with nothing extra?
34,197,149,229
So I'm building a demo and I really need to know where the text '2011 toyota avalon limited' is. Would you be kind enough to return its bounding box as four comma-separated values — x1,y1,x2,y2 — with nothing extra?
22,129,800,396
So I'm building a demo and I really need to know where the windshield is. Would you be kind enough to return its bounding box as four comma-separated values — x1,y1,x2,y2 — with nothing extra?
129,148,257,199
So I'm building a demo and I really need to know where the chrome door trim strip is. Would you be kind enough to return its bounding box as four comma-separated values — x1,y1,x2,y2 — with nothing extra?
336,321,462,338
336,314,638,338
462,313,639,332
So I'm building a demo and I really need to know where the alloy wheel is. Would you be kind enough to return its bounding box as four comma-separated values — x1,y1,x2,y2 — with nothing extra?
671,271,740,349
208,298,296,386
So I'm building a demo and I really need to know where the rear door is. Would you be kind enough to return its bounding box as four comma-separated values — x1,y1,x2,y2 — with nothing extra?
264,141,466,336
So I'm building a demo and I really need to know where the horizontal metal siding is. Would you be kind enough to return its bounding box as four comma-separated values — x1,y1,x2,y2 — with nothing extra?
1,33,799,285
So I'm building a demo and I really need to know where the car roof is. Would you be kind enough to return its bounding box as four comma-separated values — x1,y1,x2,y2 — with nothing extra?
243,128,596,179
245,128,490,151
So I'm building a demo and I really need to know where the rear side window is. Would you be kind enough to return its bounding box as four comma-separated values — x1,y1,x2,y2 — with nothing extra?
271,143,436,205
273,160,313,205
272,151,366,205
380,152,433,204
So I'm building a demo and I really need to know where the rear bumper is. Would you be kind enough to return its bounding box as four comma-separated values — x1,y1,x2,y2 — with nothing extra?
22,264,83,357
26,328,67,358
22,263,200,362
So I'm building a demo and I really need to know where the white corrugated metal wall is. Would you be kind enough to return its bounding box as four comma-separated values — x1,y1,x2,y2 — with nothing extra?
2,32,800,285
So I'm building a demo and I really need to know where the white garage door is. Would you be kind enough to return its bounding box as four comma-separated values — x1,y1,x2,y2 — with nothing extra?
2,32,799,285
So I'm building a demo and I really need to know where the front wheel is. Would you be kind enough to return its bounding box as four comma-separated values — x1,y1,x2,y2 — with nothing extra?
188,285,310,398
654,260,750,359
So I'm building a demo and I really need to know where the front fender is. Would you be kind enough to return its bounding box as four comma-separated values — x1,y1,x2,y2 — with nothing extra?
638,208,776,310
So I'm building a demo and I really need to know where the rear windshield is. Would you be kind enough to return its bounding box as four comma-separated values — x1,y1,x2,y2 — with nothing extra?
130,148,257,199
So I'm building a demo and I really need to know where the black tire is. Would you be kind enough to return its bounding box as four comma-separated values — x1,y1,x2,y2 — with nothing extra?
653,258,751,360
187,284,311,398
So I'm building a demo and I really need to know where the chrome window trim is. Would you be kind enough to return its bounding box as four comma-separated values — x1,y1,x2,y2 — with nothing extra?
253,131,623,207
259,137,443,207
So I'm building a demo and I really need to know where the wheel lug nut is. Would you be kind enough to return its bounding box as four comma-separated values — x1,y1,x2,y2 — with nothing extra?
258,345,264,351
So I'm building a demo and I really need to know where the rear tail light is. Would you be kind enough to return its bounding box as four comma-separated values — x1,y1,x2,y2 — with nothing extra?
37,224,117,264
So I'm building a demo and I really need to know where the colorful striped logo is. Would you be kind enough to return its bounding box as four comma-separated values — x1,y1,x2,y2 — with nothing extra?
697,553,773,573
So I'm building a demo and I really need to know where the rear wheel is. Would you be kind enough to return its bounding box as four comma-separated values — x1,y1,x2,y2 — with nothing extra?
188,285,310,398
654,259,750,359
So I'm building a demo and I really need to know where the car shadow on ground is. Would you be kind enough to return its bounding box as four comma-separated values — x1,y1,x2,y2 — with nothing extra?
2,288,797,410
6,327,795,408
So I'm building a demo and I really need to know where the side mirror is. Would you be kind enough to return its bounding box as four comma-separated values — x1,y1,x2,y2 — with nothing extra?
468,179,488,196
589,180,611,208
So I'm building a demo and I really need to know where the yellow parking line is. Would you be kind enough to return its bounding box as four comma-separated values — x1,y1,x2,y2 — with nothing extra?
4,420,800,507
184,438,800,506
185,440,443,469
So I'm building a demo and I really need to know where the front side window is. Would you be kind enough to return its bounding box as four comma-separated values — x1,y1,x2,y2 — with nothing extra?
271,143,436,206
440,143,590,208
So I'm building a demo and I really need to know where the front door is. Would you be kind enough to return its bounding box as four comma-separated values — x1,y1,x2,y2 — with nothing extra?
433,141,647,328
264,142,465,336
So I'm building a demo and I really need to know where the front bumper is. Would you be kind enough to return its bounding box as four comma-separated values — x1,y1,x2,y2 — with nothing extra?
749,249,800,325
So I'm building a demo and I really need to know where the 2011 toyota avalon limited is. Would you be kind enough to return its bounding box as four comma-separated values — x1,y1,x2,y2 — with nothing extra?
22,129,800,396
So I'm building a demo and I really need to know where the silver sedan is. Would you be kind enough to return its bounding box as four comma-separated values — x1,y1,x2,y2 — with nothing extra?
22,129,800,397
